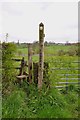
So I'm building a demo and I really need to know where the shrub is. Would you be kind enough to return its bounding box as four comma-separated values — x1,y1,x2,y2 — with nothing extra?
2,42,17,96
18,50,22,56
67,47,78,56
32,42,39,54
58,50,65,56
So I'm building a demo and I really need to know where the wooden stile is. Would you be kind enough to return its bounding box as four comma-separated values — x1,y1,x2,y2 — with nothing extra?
15,57,28,84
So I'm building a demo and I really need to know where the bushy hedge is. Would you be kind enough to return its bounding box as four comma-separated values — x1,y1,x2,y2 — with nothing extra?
57,47,79,56
2,42,17,96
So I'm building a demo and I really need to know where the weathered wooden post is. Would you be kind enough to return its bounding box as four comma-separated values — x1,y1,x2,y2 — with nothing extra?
19,57,24,75
28,43,32,83
33,62,38,85
38,22,45,89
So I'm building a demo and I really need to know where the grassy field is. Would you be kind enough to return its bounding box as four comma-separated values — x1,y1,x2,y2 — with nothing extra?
2,44,79,118
14,44,79,86
14,44,78,63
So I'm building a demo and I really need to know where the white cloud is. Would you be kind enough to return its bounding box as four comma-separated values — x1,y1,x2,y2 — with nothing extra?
0,2,78,43
0,0,79,2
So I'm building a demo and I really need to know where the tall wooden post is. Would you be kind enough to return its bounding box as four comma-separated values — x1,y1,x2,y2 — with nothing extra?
28,43,32,83
38,22,45,89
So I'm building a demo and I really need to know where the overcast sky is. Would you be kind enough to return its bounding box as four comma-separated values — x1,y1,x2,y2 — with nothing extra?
0,1,78,43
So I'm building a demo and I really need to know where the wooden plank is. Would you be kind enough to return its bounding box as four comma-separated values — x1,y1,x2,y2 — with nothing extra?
72,61,80,63
55,86,66,88
16,75,27,79
58,74,80,76
61,78,80,80
51,68,80,70
55,84,79,89
52,61,80,63
57,82,80,84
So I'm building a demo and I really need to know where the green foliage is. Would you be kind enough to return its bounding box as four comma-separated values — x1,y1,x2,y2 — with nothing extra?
58,50,66,56
32,41,39,54
61,86,79,118
2,88,33,118
67,46,78,56
2,42,17,95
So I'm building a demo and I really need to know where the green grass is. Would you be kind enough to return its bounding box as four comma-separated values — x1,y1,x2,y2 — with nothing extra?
2,83,79,118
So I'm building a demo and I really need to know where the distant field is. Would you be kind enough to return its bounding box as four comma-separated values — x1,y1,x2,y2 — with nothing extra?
15,44,78,59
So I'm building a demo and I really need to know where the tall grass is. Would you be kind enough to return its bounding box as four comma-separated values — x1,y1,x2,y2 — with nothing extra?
2,83,79,118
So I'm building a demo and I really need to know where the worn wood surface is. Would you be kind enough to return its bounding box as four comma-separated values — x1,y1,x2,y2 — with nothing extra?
38,23,45,89
16,75,27,79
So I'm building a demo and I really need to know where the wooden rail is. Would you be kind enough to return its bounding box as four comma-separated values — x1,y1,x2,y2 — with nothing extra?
58,74,80,76
61,78,80,80
57,82,80,84
55,86,66,88
51,68,80,70
16,75,27,79
55,73,79,90
52,61,80,63
52,59,80,90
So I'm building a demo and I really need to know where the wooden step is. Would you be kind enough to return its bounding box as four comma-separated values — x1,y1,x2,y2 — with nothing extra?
55,86,65,88
16,75,27,79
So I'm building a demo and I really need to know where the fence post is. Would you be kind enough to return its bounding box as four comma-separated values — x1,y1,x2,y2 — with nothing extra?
33,62,38,85
38,22,45,90
28,43,32,83
19,57,24,75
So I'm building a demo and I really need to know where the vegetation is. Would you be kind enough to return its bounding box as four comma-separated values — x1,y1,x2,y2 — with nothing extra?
2,42,17,96
1,42,79,118
2,83,79,118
